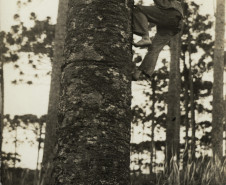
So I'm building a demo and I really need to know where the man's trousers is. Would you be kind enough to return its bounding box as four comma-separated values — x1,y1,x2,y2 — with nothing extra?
133,5,181,76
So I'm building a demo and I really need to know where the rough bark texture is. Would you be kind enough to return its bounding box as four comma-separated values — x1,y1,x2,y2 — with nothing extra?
52,0,132,185
212,0,225,161
41,0,69,185
166,34,181,166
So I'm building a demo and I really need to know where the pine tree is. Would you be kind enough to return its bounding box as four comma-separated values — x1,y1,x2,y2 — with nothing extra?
212,0,225,161
41,0,68,185
52,0,132,184
188,35,196,161
166,33,181,166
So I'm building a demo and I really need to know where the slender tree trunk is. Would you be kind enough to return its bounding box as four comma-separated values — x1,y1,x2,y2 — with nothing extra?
41,0,68,185
35,122,45,185
138,152,142,175
150,80,156,174
0,9,4,183
0,59,3,143
224,53,226,157
0,59,3,185
212,0,225,161
0,43,3,184
52,1,132,184
13,124,18,168
224,99,226,156
35,122,43,185
183,59,189,167
150,123,155,174
166,33,181,167
188,42,196,161
189,76,196,162
36,123,43,170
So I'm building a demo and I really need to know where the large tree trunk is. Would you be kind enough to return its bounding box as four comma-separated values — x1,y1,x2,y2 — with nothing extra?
52,0,132,184
212,0,225,161
166,33,181,167
41,0,68,185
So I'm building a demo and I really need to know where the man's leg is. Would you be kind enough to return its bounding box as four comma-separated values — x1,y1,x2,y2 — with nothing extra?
139,32,172,76
133,6,152,47
133,6,149,37
132,30,172,80
132,5,181,48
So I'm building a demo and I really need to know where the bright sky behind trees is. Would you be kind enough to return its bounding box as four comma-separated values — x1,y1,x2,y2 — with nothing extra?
0,0,224,169
0,0,220,117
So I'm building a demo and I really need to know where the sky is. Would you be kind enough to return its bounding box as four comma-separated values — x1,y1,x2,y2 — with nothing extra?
0,0,220,117
0,0,225,169
1,0,59,117
1,0,59,169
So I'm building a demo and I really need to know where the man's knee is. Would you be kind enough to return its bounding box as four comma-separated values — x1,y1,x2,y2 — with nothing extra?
133,5,143,13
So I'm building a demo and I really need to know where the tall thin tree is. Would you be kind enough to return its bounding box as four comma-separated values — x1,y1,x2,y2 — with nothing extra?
212,0,225,161
150,79,156,174
188,35,196,161
166,33,181,167
182,58,189,167
0,1,4,182
41,0,68,185
52,0,132,184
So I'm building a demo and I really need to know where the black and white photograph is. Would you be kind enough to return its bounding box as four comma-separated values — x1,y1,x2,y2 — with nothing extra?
0,0,226,184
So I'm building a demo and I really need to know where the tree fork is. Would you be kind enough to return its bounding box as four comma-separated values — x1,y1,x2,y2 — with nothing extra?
52,0,132,184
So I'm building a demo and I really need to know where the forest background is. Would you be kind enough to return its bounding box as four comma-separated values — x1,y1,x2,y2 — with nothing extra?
0,0,226,185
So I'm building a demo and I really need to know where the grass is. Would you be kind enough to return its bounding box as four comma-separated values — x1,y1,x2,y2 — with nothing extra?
2,157,226,185
1,165,36,185
131,157,226,185
161,157,225,185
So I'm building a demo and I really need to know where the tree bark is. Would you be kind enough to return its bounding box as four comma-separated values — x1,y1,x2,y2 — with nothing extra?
41,0,69,185
52,0,132,184
166,33,181,167
212,0,225,161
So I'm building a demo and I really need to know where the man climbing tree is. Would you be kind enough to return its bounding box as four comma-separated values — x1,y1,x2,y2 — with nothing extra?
132,0,184,80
